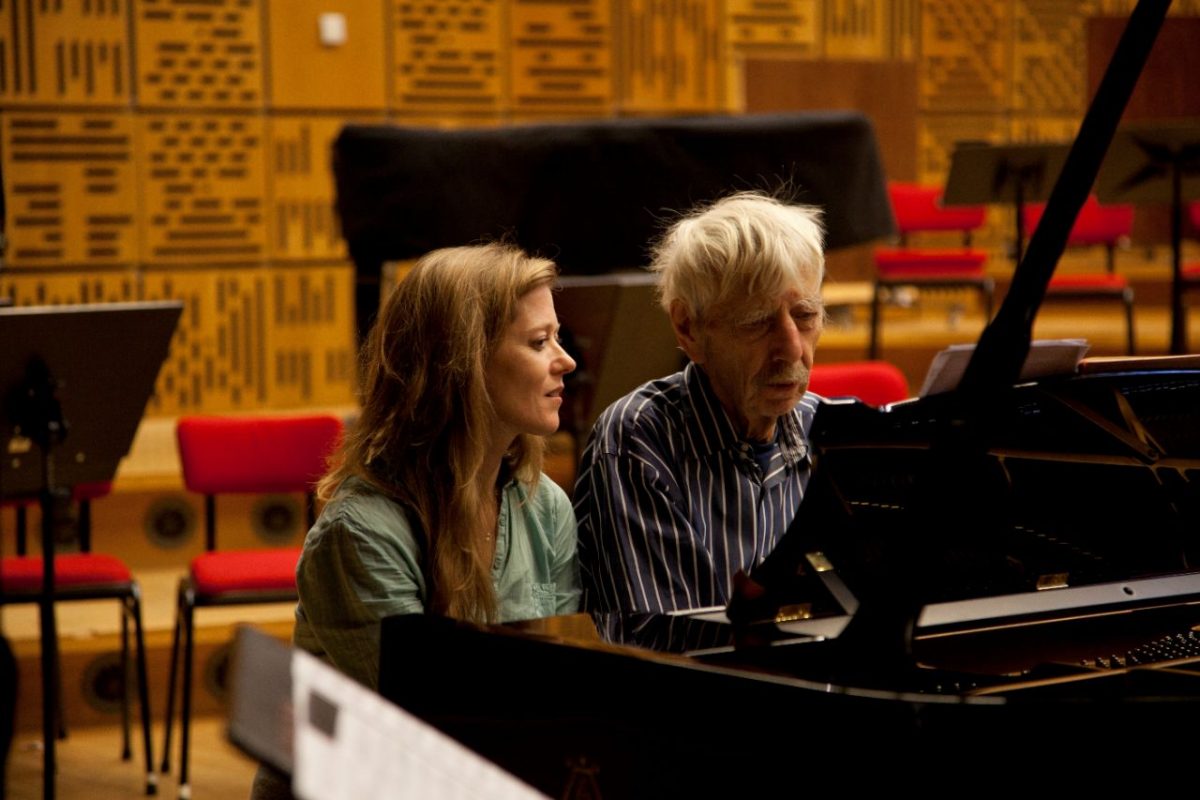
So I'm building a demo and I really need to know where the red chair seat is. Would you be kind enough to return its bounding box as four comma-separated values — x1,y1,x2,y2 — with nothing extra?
0,553,132,592
809,361,910,406
874,248,988,279
190,548,301,595
1048,273,1129,291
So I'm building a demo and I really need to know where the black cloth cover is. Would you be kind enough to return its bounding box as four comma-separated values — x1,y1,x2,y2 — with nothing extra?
333,111,894,279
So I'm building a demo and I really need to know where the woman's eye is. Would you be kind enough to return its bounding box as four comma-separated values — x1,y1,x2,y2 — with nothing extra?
532,337,549,350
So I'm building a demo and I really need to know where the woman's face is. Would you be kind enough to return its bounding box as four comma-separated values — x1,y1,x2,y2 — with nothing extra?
486,284,577,443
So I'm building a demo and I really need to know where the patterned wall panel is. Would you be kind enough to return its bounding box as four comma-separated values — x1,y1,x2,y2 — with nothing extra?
263,265,356,408
917,113,1007,187
618,0,723,114
267,116,347,262
135,266,355,413
1009,115,1080,145
0,0,129,106
137,114,267,266
889,0,919,60
268,0,387,111
510,0,612,117
139,269,270,412
134,0,263,109
726,0,819,52
824,0,887,58
920,0,1010,113
391,0,505,117
1,112,138,268
1012,0,1089,113
0,270,140,307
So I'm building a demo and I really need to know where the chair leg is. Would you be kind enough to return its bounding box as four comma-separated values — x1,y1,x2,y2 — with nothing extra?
121,605,131,760
127,591,158,795
1124,290,1136,355
179,596,196,800
869,282,883,360
160,585,185,775
53,611,67,742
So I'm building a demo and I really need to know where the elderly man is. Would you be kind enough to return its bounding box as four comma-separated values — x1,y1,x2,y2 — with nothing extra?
574,192,825,613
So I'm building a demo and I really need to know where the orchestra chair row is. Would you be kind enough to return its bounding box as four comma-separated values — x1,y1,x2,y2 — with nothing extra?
870,182,995,359
0,481,156,795
160,413,344,800
1022,194,1137,354
809,360,910,407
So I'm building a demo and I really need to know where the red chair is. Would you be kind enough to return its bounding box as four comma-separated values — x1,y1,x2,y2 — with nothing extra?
871,183,995,359
1022,194,1136,353
1182,202,1200,347
809,361,910,407
160,413,343,800
0,481,155,794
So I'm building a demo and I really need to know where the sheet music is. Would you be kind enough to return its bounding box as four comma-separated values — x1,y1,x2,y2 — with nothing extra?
920,338,1090,397
291,649,548,800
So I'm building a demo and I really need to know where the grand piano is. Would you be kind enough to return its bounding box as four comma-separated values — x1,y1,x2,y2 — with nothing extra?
356,0,1200,794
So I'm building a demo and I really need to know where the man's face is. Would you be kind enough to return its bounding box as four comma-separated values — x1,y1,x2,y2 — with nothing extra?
672,282,823,442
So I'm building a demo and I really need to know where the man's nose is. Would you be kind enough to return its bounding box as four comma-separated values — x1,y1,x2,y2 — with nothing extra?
770,314,806,361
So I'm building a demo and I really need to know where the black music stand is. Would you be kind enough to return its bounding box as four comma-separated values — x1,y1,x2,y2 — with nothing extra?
943,141,1071,265
0,301,181,800
1096,124,1200,354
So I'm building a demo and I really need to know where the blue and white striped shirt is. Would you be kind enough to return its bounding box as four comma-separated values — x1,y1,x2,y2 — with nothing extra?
573,362,820,613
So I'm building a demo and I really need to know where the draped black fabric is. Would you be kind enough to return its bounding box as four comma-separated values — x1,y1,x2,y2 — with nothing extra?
333,111,894,280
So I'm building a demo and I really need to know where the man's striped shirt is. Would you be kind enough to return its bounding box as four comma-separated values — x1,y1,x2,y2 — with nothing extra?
573,362,820,613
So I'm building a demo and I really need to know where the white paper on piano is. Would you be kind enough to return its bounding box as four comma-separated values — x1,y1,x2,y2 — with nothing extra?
290,648,548,800
919,338,1090,397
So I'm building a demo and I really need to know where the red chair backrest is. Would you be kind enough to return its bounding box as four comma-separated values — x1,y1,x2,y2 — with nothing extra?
809,361,910,407
177,414,343,495
888,182,985,236
1021,194,1134,246
1189,200,1200,231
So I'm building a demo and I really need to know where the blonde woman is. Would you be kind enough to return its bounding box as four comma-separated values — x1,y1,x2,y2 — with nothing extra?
294,243,580,689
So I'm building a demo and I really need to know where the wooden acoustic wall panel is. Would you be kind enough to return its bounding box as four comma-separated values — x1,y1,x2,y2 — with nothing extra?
823,0,889,59
136,267,354,413
0,0,129,106
1,112,137,268
134,0,263,109
1009,115,1080,145
137,114,267,266
1013,0,1088,113
268,116,347,262
920,0,1009,112
618,0,723,114
725,0,818,52
139,269,270,413
391,0,505,117
510,0,612,117
0,270,139,307
916,113,1006,188
268,0,386,111
264,265,356,408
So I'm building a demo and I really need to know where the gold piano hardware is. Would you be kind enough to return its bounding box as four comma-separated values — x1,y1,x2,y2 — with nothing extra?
774,604,813,623
1037,574,1070,590
806,552,834,572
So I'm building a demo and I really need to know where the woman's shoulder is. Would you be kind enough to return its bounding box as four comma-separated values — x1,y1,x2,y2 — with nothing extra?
310,476,419,547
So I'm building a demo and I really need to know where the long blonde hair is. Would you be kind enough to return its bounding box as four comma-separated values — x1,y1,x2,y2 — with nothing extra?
322,243,558,622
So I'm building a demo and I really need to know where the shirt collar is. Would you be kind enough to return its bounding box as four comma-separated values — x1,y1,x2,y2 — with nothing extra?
679,362,812,468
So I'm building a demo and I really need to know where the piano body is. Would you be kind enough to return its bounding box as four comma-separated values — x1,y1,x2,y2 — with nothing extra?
355,0,1200,794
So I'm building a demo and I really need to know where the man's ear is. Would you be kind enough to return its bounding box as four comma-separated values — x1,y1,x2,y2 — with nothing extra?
669,299,705,364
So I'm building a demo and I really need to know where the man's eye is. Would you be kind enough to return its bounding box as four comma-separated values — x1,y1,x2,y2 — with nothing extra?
736,318,770,333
